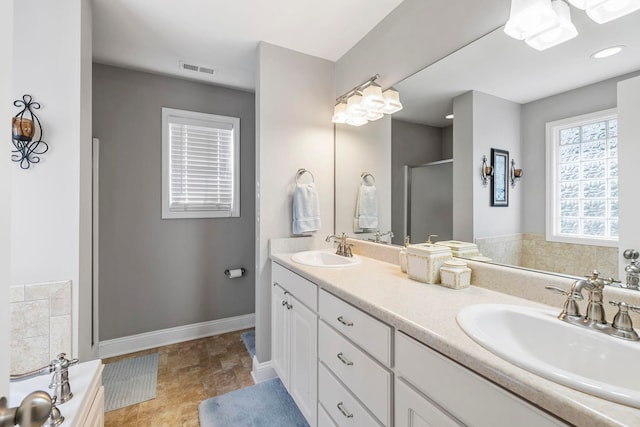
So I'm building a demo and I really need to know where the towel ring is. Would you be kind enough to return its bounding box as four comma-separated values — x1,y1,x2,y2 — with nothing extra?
361,172,375,185
296,168,315,184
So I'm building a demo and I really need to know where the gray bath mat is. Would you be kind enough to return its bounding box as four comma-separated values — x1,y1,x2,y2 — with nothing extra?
103,352,159,411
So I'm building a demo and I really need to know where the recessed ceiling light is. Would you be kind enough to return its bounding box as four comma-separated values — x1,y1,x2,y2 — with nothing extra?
591,45,625,59
445,114,454,120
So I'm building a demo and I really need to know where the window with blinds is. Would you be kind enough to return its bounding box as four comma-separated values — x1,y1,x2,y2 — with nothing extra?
546,108,618,246
162,108,240,219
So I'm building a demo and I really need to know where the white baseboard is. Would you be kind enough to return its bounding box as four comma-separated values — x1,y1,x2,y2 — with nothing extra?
99,313,255,359
251,355,277,383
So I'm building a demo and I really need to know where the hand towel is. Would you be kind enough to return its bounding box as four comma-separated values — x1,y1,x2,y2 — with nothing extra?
354,183,378,231
292,182,321,234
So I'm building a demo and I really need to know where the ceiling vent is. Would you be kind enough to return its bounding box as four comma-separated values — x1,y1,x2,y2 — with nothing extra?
179,61,216,76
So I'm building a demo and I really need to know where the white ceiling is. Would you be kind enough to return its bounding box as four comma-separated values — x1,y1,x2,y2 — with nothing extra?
395,9,640,127
92,0,404,91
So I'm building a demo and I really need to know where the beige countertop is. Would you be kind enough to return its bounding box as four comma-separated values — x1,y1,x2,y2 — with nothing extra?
272,251,640,427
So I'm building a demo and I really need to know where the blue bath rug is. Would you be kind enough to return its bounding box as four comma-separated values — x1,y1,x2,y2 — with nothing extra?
199,378,309,427
241,330,255,359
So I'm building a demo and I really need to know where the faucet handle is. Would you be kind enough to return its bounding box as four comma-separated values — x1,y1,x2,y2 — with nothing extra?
609,301,640,341
546,286,582,318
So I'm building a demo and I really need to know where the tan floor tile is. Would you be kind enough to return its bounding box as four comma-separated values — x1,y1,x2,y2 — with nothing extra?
104,329,254,427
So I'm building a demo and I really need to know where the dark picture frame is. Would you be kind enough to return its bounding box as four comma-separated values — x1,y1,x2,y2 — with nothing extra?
491,148,509,207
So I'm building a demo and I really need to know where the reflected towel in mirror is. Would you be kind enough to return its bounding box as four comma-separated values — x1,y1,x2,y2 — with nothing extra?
354,183,378,231
292,182,321,234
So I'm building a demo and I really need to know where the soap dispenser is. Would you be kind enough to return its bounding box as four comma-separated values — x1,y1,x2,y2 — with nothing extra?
624,249,640,290
399,236,410,273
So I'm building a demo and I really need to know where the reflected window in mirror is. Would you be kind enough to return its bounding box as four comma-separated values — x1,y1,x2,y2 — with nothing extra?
546,108,618,247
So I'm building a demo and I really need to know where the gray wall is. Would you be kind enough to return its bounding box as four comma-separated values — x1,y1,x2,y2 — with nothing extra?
521,71,640,234
391,119,443,244
93,64,256,341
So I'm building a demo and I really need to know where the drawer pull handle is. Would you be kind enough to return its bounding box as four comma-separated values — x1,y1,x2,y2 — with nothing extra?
337,402,354,419
337,316,353,327
286,302,293,310
273,282,279,287
282,300,287,306
337,352,354,366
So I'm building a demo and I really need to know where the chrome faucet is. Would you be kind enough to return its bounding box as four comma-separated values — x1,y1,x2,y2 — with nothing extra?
326,233,353,257
546,270,638,341
374,230,394,244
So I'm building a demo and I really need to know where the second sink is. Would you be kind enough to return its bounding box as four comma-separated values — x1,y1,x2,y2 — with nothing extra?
457,303,640,408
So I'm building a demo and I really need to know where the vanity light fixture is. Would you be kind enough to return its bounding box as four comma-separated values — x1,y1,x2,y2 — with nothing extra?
504,0,560,41
481,155,494,187
525,0,578,50
591,45,625,58
567,0,640,23
510,159,524,187
332,74,403,127
445,114,454,120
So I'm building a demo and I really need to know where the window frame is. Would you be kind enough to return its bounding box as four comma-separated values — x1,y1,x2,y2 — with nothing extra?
161,107,240,219
545,108,618,247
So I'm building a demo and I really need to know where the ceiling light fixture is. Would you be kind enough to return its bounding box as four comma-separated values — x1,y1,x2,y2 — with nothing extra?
568,0,640,23
332,74,403,126
445,114,454,120
591,45,625,58
504,0,560,40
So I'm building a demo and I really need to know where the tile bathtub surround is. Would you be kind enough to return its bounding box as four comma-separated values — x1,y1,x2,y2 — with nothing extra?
10,280,72,374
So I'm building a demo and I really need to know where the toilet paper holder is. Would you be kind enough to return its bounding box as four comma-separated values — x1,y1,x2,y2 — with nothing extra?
224,268,246,278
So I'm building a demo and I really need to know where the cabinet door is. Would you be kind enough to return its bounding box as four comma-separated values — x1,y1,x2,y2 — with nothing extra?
395,378,461,427
290,294,318,427
272,284,289,386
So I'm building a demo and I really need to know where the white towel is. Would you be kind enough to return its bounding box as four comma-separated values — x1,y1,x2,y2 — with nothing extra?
354,184,378,231
292,183,321,234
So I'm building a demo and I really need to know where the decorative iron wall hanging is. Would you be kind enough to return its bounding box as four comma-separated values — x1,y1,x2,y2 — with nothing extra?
12,94,48,169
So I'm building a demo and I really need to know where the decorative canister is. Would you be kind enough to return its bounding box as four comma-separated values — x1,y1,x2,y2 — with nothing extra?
439,259,472,289
406,243,452,284
434,240,480,259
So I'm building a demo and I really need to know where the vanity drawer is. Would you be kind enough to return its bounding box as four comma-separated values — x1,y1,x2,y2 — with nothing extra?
319,289,391,367
319,362,383,427
318,403,338,427
395,332,568,427
319,320,391,426
273,262,318,310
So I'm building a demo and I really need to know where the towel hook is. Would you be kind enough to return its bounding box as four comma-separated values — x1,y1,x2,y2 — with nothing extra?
296,168,315,184
361,172,375,185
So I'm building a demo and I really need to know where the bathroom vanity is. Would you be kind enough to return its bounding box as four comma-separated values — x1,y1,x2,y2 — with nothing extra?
271,246,640,427
9,360,104,427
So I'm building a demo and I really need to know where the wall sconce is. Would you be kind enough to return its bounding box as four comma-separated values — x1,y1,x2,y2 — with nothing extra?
332,74,403,127
12,94,48,169
510,159,524,187
481,155,494,187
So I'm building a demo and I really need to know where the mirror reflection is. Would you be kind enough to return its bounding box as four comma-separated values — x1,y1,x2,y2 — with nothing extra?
335,10,640,280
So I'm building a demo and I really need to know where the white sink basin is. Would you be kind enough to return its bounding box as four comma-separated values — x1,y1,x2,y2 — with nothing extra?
457,304,640,408
291,250,361,268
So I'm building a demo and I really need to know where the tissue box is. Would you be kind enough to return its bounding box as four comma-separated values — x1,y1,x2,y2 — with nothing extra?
439,260,471,289
407,244,452,284
434,240,480,258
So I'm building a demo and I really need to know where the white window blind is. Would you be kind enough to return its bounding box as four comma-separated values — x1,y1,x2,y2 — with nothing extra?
162,108,240,219
546,109,617,246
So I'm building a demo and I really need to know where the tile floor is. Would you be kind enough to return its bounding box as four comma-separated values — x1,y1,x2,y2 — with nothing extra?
103,329,255,426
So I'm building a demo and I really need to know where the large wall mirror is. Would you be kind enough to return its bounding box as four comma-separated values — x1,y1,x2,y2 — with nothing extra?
335,10,640,281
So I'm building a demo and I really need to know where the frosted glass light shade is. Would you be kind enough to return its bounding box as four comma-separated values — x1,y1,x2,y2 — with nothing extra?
346,115,368,126
332,102,348,124
504,0,560,40
381,88,403,114
586,0,640,23
526,1,578,50
365,109,384,121
361,84,385,111
346,93,367,116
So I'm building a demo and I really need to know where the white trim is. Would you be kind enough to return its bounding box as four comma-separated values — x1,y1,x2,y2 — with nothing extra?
99,313,255,359
92,138,100,350
251,355,277,384
545,108,618,248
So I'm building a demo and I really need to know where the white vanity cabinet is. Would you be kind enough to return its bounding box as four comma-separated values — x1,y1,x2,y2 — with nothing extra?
395,332,568,427
271,262,318,427
318,289,392,426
